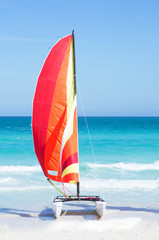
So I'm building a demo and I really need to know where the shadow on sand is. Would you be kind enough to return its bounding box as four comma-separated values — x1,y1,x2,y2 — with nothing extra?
39,207,54,220
39,205,100,220
0,208,37,218
0,205,158,221
38,204,159,220
107,206,159,214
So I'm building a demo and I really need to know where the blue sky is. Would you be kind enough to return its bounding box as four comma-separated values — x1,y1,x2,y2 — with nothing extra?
0,0,159,116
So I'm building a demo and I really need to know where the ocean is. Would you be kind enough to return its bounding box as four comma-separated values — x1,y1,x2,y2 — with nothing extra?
1,117,159,211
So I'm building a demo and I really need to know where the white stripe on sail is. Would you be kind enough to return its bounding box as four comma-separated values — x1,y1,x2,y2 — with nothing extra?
60,95,77,171
67,40,74,118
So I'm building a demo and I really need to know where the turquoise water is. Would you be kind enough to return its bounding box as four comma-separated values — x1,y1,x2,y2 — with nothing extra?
1,117,159,210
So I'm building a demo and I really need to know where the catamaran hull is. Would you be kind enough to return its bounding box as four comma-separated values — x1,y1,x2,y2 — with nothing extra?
53,201,62,218
52,196,106,218
95,201,106,217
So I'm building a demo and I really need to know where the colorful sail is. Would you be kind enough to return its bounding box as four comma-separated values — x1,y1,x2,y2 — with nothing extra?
32,33,79,184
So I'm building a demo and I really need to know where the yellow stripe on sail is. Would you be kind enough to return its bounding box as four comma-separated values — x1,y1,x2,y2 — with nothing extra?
69,181,77,184
62,163,79,178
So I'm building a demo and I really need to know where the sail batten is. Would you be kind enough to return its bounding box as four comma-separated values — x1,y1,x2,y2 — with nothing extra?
32,33,79,184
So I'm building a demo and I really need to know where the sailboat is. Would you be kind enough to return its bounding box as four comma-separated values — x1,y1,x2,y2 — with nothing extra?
32,31,106,218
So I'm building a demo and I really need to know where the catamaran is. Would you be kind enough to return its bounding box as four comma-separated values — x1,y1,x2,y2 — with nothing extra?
32,31,106,218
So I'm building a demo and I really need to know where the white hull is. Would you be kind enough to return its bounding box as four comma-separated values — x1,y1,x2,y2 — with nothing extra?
53,199,106,218
95,201,106,217
53,201,62,218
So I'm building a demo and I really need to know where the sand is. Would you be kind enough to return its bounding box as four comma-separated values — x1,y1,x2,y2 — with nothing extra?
0,202,159,240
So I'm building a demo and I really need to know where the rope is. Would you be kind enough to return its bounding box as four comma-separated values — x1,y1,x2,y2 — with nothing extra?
47,178,69,198
77,82,99,178
64,183,76,196
62,183,67,198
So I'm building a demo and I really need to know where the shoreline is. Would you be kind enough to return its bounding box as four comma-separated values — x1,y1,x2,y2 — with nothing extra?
1,203,159,240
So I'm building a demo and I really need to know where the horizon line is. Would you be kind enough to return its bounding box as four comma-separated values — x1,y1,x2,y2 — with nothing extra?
0,115,159,118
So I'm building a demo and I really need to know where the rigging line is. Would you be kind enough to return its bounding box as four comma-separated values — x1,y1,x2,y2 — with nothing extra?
47,178,69,198
64,183,76,196
77,81,99,178
62,183,67,198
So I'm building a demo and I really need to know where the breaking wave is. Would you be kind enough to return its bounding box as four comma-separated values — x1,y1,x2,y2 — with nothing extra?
81,178,159,190
0,177,17,184
86,161,159,171
1,177,159,192
0,165,41,173
0,185,51,192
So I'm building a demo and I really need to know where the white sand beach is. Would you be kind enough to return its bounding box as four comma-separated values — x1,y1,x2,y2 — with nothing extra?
1,202,159,240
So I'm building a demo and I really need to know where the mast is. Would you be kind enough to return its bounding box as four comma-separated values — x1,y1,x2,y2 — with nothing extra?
72,30,77,93
72,30,80,197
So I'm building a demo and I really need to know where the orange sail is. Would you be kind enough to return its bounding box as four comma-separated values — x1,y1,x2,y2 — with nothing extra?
32,32,79,184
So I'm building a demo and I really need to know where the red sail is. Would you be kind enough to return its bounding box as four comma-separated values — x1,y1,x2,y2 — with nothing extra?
32,34,79,184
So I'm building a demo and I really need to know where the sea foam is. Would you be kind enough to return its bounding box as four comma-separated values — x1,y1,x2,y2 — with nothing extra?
0,177,17,184
86,161,159,171
80,178,159,190
0,165,41,172
0,185,51,192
